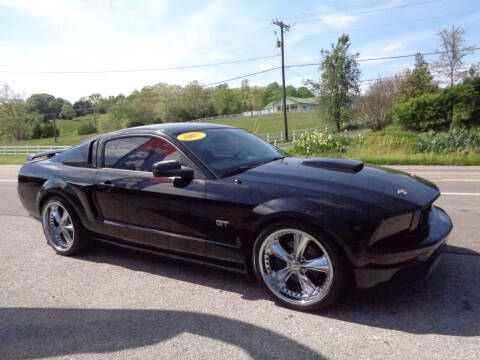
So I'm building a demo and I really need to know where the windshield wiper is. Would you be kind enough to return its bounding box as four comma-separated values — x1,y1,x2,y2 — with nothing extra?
222,164,258,178
222,156,285,178
262,156,285,163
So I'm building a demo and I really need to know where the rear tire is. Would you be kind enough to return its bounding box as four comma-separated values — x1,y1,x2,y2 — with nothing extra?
252,221,348,312
41,197,89,256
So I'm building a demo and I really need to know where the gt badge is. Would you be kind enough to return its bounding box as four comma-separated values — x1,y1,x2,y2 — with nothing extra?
216,220,229,228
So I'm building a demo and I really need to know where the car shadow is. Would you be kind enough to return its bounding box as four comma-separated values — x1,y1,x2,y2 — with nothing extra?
77,242,479,338
0,307,325,360
323,246,480,337
79,241,265,301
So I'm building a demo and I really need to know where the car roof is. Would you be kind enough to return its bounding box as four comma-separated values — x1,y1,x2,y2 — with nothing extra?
104,122,234,138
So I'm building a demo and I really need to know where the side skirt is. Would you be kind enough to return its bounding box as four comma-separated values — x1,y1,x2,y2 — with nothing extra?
91,236,248,276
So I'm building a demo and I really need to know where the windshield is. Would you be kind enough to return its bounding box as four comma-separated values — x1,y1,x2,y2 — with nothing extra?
176,128,285,177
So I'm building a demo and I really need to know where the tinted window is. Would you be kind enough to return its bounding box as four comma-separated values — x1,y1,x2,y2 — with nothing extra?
60,140,92,167
177,128,284,177
104,136,184,172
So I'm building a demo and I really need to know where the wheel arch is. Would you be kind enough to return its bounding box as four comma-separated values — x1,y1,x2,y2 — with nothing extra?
244,211,354,279
37,178,95,230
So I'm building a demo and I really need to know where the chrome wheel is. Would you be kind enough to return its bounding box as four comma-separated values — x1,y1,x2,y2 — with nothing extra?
258,229,333,306
42,201,75,252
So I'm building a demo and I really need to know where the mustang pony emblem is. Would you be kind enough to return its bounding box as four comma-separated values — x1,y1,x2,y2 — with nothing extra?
397,189,408,196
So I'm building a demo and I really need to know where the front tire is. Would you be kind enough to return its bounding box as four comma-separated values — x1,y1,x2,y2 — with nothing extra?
41,197,89,256
253,221,348,312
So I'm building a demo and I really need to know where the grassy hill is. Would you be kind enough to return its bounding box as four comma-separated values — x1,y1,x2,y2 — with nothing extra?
1,111,326,147
208,111,327,134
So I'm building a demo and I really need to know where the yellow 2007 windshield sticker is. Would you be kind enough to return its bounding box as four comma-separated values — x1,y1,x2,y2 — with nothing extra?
177,132,206,141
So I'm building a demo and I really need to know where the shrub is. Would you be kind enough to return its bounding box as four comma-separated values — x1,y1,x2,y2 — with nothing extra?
451,78,480,128
340,118,363,131
393,91,452,132
77,117,97,135
393,77,480,131
30,119,59,139
294,131,365,155
415,127,480,153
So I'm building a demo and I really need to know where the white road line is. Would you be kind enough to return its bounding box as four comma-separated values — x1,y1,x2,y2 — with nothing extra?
0,180,17,182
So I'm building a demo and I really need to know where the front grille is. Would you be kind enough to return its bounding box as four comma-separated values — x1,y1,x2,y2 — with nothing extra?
418,204,432,229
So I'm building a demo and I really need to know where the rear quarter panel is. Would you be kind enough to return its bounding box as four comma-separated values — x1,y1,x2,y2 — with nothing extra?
18,159,98,229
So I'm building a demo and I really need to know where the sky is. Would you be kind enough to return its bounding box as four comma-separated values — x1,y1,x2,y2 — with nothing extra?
0,0,479,102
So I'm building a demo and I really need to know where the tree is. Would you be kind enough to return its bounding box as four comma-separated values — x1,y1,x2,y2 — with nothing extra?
182,81,211,120
26,93,55,115
263,82,282,106
285,85,298,97
317,34,361,131
296,87,314,98
395,53,437,104
249,86,264,111
239,79,251,112
356,77,400,131
0,85,31,140
60,104,76,119
73,99,93,116
124,87,162,126
434,25,475,87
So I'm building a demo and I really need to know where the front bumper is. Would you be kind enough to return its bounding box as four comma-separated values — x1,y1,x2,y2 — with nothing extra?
354,206,453,288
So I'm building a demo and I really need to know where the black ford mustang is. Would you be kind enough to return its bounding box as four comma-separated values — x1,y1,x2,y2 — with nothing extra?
17,123,452,311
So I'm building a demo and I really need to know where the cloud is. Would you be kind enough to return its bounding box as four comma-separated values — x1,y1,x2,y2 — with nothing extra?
0,0,271,101
317,12,357,28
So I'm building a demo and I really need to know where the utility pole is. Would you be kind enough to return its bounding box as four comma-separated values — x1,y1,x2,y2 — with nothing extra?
53,116,57,143
273,19,290,142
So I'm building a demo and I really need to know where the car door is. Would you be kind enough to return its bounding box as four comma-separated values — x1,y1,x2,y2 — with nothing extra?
93,135,208,257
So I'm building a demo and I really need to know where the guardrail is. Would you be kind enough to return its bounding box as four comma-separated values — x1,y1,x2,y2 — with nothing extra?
1,145,69,157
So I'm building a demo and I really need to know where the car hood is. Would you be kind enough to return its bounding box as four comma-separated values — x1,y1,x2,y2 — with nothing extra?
240,157,439,216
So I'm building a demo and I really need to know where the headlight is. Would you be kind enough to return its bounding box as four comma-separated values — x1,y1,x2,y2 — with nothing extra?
370,212,414,245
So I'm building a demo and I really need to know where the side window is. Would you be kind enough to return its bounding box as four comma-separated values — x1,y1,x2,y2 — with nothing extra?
104,136,185,172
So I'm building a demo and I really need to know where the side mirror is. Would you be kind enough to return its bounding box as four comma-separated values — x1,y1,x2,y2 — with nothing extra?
152,160,193,186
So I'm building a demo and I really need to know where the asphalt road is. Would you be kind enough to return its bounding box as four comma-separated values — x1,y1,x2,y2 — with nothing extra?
0,165,479,360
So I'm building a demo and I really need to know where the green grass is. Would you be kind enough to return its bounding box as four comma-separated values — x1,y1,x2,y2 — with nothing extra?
286,148,480,165
1,132,99,146
0,156,27,165
287,124,480,165
208,111,327,134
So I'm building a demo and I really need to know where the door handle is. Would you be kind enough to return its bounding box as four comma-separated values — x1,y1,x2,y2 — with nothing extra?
97,180,115,191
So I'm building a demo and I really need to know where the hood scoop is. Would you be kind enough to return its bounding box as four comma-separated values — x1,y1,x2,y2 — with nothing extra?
301,158,364,173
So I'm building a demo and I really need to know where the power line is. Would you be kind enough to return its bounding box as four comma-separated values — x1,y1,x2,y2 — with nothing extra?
282,0,437,21
203,48,480,87
203,67,281,87
0,54,280,74
292,9,480,38
291,0,442,23
288,48,480,68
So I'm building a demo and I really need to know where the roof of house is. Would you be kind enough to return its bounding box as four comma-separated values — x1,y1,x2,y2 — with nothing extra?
289,96,318,105
263,96,318,109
